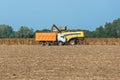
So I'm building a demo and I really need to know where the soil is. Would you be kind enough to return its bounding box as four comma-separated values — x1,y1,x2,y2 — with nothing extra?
0,45,120,80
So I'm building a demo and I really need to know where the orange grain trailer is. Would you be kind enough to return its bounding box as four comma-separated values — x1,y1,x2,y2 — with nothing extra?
35,32,57,45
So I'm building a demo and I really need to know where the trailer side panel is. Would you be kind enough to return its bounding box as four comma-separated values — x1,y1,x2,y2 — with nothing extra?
35,33,57,41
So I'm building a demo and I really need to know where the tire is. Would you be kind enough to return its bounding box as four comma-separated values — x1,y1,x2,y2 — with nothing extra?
45,42,50,46
39,42,44,46
58,41,64,46
69,39,76,45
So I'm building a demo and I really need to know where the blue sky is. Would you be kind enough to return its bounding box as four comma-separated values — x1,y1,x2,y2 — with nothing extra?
0,0,120,31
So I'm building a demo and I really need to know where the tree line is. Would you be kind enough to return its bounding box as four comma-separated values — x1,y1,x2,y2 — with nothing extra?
84,18,120,38
0,18,120,38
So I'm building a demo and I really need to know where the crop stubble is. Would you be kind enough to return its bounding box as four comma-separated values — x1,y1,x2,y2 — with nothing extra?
0,45,120,80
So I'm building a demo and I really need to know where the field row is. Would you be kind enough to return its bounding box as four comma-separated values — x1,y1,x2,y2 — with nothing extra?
0,38,120,45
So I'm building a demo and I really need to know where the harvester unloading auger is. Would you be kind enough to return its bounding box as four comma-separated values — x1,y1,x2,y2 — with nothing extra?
35,24,84,46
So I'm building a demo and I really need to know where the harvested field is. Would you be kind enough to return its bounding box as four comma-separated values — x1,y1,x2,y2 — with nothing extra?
0,45,120,80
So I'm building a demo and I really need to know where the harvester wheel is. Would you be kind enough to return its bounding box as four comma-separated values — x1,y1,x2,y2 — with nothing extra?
69,39,76,45
58,41,64,46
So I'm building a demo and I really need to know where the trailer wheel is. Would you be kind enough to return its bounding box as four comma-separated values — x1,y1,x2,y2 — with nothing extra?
40,42,44,46
45,42,50,46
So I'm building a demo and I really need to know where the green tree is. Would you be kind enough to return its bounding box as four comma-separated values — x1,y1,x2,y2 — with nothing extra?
94,26,105,38
15,26,34,38
35,29,50,32
0,24,14,38
83,30,94,38
104,19,120,38
112,18,120,37
116,25,120,37
41,29,51,32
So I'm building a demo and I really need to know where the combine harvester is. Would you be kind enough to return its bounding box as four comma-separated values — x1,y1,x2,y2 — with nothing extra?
35,24,84,46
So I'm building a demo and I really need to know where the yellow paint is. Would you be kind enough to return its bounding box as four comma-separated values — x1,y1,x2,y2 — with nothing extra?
60,31,84,41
